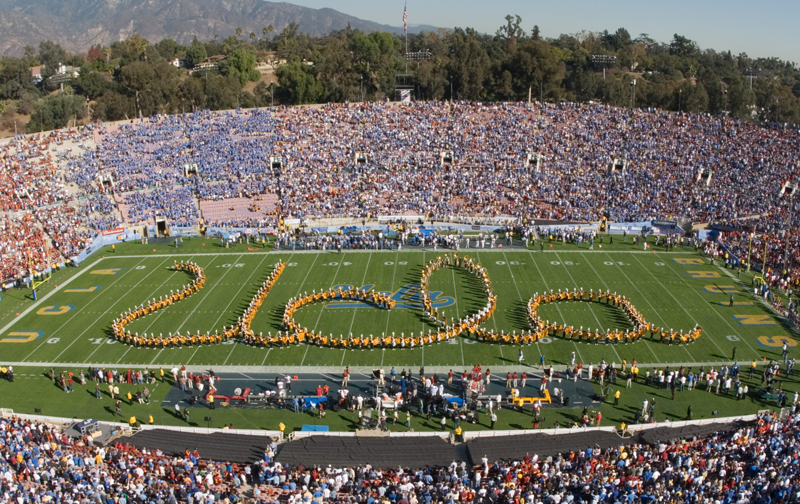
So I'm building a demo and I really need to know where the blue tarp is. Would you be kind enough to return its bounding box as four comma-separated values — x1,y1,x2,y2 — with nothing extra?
303,397,328,408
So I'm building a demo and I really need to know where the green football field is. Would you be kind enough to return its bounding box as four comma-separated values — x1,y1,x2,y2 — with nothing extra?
0,237,795,370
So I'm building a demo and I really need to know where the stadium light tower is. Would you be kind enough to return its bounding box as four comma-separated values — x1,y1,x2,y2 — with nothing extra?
590,55,616,80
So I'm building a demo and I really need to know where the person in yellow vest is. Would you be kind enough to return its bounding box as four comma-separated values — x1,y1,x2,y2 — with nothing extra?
455,425,463,442
129,416,137,427
279,421,286,439
148,414,154,425
208,394,215,410
614,389,621,406
127,391,133,405
159,368,165,382
112,244,115,253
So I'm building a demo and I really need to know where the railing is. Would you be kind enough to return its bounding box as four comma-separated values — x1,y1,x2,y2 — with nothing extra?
0,410,759,442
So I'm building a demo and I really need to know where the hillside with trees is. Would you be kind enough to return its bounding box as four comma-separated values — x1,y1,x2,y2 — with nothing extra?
1,15,799,134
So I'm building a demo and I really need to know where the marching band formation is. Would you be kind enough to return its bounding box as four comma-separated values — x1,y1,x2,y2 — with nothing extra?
527,289,703,345
108,258,702,349
111,261,286,348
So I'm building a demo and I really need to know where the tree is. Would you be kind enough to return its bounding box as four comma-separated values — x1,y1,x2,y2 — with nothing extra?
0,57,37,99
75,71,111,100
417,58,449,100
496,15,525,49
185,43,207,69
498,38,565,101
87,46,104,64
156,39,184,61
179,76,206,112
93,90,134,121
275,60,321,104
263,25,274,39
118,60,157,117
205,74,241,110
236,27,243,39
602,28,631,51
38,40,67,79
226,48,260,87
669,34,699,58
448,28,491,100
26,93,85,133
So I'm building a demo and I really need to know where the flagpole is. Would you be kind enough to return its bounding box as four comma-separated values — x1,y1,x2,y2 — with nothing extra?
404,1,408,74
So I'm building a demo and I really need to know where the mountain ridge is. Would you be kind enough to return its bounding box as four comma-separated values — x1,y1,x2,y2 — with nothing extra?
0,0,439,56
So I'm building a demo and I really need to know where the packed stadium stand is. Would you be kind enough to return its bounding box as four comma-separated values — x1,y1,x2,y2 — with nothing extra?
1,411,797,503
3,100,800,501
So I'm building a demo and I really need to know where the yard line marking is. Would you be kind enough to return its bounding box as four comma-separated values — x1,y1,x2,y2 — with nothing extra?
52,257,169,363
450,255,465,368
0,256,106,338
420,251,426,366
293,254,319,297
631,254,734,357
381,251,400,369
527,251,584,365
500,251,542,358
89,256,199,364
555,252,622,363
260,348,272,367
592,253,663,362
184,255,238,365
214,255,270,366
286,252,321,367
309,252,347,343
20,258,150,362
346,253,372,340
252,252,296,368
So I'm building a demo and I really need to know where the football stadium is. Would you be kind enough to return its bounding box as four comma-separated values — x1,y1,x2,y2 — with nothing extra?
2,101,800,502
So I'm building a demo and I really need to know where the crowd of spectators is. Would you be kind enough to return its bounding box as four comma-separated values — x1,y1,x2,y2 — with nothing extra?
0,213,55,283
2,408,800,503
4,100,800,285
0,126,118,283
119,187,199,227
63,102,800,226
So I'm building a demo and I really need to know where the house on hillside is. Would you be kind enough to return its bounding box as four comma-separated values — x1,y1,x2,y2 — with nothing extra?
30,65,44,85
194,55,227,71
31,63,80,84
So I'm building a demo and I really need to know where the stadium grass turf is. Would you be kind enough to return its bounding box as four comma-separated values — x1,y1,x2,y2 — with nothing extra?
0,234,795,430
0,366,790,433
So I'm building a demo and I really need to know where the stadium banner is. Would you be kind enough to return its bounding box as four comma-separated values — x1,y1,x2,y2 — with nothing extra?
378,215,425,222
170,226,196,237
538,224,599,235
696,229,721,241
73,234,106,264
101,227,125,236
651,219,677,228
101,229,139,246
206,227,277,236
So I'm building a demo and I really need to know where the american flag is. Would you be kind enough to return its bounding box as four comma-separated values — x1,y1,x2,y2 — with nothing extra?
403,2,407,34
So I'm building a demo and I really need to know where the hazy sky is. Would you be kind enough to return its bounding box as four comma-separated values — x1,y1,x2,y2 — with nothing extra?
281,0,799,63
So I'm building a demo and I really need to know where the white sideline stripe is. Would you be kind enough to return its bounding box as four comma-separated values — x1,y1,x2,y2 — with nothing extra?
0,257,105,337
111,250,699,259
0,361,757,373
